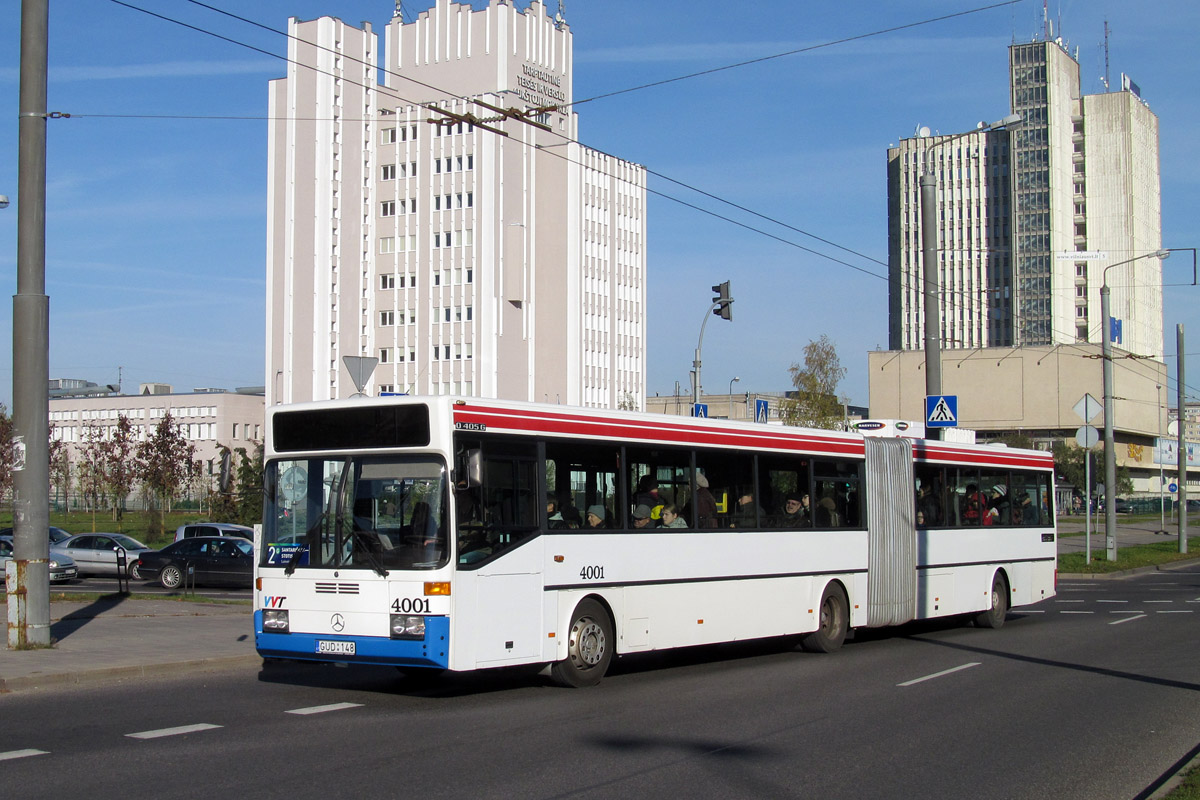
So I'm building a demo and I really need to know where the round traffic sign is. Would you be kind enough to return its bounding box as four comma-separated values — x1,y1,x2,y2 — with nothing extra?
1169,482,1178,493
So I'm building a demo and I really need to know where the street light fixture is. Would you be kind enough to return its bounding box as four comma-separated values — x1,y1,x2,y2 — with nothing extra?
918,114,1021,439
1100,248,1170,561
729,377,740,419
0,195,9,209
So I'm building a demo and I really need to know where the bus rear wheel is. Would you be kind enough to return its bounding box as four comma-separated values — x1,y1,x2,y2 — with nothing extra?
801,583,849,653
974,573,1008,629
551,599,613,688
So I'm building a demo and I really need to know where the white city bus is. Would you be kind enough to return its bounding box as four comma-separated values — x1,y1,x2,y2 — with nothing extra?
254,396,1056,686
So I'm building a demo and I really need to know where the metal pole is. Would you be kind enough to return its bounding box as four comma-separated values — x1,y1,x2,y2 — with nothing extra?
1178,324,1188,554
1101,283,1117,562
1084,449,1092,563
1158,383,1166,534
728,377,739,419
920,172,941,441
9,0,51,648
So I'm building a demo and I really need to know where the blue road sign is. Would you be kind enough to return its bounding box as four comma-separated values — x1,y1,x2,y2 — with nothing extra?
755,399,769,424
925,395,958,428
1169,482,1178,493
693,403,708,418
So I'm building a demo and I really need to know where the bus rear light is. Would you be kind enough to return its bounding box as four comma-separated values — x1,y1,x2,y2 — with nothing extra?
390,614,426,640
263,609,290,633
424,582,451,596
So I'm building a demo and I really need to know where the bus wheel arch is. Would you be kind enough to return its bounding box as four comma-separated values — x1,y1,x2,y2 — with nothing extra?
801,580,850,653
551,595,615,688
974,569,1010,629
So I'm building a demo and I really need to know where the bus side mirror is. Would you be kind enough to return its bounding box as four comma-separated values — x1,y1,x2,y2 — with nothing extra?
466,449,483,488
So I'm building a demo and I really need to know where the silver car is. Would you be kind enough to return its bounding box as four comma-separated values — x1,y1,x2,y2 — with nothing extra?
53,533,150,579
0,536,78,583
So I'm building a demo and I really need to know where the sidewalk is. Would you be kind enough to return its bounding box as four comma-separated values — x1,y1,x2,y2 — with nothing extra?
0,595,259,693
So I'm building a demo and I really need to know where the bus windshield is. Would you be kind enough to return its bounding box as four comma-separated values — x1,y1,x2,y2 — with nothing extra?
263,455,449,571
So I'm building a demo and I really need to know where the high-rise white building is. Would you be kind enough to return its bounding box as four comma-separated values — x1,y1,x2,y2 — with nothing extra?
267,0,647,408
887,36,1162,357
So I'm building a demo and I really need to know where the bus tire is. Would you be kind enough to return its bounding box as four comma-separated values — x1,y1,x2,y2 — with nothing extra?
974,573,1008,629
801,583,849,653
551,599,613,688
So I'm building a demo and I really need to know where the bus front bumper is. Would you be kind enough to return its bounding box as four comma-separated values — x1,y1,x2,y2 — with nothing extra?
254,610,449,669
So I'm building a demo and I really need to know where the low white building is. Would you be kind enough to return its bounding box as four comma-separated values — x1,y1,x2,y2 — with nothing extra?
48,383,265,505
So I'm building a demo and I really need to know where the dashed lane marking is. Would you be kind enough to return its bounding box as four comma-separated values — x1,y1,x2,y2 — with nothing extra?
126,724,222,740
1109,614,1147,626
1155,610,1194,614
285,703,365,716
0,750,49,761
1060,611,1094,614
1097,599,1128,603
898,662,981,687
1055,600,1086,603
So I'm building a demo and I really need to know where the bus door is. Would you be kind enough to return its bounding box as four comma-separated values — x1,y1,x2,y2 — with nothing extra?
863,437,917,627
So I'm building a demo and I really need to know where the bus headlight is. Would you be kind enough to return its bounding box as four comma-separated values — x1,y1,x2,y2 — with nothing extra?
390,614,426,640
263,609,290,633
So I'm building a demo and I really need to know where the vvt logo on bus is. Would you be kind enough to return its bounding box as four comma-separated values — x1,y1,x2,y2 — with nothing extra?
264,596,287,608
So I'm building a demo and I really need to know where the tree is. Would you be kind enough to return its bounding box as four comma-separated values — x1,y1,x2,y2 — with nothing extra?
779,335,847,430
49,426,71,512
1052,441,1133,499
136,412,199,534
102,415,138,531
234,444,265,526
0,404,13,506
78,422,107,529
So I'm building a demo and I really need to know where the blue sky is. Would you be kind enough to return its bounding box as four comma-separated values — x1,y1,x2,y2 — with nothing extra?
1,0,1197,410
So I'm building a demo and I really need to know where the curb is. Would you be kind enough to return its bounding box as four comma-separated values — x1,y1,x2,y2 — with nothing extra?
1059,556,1200,581
0,653,263,694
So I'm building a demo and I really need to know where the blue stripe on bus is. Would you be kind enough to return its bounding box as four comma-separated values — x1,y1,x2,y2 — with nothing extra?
254,611,450,669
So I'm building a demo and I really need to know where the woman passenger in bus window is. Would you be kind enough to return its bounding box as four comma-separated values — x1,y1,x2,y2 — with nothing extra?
693,473,718,528
659,504,687,528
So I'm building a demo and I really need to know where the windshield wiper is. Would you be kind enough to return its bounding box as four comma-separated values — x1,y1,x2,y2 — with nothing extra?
353,532,390,578
284,542,307,576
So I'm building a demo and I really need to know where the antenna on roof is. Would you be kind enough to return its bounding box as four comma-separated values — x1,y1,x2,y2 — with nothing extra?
1103,19,1111,92
393,1,402,21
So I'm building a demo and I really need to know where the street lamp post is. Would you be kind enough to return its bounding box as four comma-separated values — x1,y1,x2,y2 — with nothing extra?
728,377,740,419
1100,249,1170,561
1157,383,1167,535
919,114,1021,439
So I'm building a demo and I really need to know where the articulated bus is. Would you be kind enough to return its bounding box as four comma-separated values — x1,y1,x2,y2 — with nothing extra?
254,396,1057,687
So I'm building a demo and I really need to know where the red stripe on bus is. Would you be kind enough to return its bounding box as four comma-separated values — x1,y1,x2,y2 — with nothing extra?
454,406,866,456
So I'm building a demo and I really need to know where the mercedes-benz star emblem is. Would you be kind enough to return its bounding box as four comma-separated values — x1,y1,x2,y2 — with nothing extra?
331,613,345,632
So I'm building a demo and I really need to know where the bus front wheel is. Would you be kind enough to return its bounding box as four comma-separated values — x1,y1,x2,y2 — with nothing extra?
551,599,613,688
801,583,849,653
974,573,1008,629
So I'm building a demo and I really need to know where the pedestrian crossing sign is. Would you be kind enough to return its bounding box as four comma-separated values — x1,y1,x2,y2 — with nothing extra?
925,394,958,428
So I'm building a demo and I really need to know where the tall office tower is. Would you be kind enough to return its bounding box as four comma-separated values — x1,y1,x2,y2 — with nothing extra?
887,35,1162,357
266,0,647,408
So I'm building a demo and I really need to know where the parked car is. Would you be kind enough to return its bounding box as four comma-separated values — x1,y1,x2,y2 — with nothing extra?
136,536,254,589
0,526,74,545
0,535,78,583
53,533,151,579
173,522,254,543
1115,498,1132,514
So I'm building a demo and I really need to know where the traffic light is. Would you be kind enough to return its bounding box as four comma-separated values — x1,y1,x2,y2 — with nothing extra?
711,281,732,321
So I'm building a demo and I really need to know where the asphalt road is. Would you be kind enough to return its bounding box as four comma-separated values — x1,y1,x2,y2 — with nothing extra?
2,569,1197,800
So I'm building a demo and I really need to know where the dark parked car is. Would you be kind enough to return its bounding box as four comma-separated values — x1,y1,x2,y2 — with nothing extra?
136,536,254,589
53,533,151,579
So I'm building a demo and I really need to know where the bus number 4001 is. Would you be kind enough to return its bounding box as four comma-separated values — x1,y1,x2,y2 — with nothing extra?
579,565,605,580
392,598,431,614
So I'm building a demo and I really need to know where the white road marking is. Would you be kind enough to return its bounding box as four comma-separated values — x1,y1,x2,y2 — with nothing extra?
1097,599,1128,603
1156,610,1194,614
1109,614,1147,626
1145,600,1174,604
0,750,49,761
1020,609,1045,613
126,723,222,740
1060,611,1094,614
898,662,981,687
285,702,364,715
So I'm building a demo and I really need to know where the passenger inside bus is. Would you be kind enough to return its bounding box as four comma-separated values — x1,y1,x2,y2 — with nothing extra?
585,505,608,529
